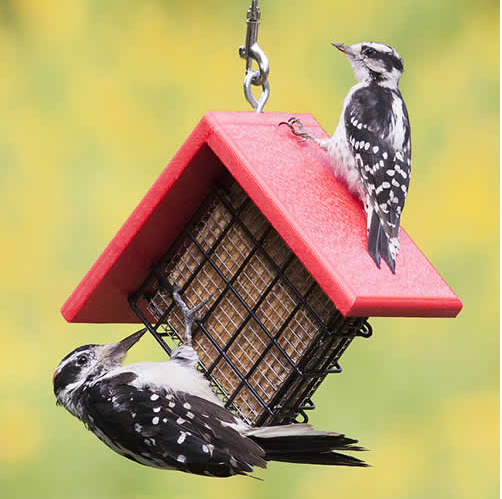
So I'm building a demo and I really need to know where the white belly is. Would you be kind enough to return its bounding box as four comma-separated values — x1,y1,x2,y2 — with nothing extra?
326,122,365,202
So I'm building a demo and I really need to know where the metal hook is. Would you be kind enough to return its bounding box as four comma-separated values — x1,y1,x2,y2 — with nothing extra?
239,0,270,112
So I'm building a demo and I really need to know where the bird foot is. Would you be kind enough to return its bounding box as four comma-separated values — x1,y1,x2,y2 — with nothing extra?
173,289,207,322
172,289,210,347
278,117,315,142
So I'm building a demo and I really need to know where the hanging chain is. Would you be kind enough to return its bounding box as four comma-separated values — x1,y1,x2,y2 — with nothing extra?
238,0,270,113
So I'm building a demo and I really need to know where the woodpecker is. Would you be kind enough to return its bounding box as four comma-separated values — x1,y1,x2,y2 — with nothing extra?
53,291,367,477
280,42,411,273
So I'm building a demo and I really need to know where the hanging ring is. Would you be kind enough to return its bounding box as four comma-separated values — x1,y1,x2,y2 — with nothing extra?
244,70,270,113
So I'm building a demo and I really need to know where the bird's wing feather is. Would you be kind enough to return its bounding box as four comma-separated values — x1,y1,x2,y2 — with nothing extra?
344,84,411,240
82,372,266,477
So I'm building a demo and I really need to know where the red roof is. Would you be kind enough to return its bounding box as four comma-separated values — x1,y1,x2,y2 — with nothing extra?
61,111,462,323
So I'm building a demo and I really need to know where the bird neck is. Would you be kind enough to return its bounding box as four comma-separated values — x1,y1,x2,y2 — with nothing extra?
58,383,87,419
361,72,397,89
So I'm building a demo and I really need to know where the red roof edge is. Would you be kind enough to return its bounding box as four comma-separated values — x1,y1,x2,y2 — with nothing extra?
62,110,462,323
61,114,223,322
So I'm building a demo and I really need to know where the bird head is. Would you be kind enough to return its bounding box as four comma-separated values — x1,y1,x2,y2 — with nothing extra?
333,42,404,87
53,329,146,415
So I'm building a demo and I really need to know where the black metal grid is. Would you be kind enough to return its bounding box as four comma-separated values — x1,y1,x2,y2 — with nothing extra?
129,179,372,427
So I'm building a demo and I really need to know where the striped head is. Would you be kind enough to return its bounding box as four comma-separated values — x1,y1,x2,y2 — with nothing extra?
333,42,404,87
53,330,145,416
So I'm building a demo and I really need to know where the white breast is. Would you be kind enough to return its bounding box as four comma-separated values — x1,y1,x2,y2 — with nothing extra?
325,83,366,201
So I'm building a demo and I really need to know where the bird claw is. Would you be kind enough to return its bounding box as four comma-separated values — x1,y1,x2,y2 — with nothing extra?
278,117,314,142
172,289,209,324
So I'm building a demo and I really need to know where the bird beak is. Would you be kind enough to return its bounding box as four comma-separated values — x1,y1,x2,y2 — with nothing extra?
332,42,358,58
103,328,147,362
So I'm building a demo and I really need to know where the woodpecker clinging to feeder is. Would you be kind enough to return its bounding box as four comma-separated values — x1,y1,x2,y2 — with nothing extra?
53,290,368,477
281,41,411,273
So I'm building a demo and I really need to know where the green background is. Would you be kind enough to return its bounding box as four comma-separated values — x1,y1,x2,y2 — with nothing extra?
1,1,498,498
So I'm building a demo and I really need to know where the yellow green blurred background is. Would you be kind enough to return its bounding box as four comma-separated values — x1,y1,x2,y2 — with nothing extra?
1,0,498,498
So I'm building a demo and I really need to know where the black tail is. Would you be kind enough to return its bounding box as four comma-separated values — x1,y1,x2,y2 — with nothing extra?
368,211,396,274
245,425,368,468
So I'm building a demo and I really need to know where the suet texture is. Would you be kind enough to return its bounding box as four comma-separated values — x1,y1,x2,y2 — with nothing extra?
281,42,411,273
53,291,367,478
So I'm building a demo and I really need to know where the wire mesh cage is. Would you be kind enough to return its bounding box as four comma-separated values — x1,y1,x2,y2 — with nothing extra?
129,178,372,427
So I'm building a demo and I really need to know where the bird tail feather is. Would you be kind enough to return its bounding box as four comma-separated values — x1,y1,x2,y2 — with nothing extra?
368,211,396,274
245,424,368,467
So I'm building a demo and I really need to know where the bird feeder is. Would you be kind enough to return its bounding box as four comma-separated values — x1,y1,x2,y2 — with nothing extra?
61,111,462,427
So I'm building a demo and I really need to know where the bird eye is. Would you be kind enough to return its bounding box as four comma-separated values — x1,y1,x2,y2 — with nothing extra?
76,354,89,366
363,47,376,57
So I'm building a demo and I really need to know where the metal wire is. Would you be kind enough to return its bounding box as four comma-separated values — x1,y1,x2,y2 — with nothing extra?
129,179,372,426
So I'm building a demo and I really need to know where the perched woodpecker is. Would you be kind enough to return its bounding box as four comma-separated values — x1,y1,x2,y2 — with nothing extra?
53,291,367,477
281,42,411,273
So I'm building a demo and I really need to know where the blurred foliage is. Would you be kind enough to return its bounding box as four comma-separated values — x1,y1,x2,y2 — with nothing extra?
0,0,498,498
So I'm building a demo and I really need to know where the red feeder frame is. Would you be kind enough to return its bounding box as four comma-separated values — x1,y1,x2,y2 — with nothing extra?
61,111,462,425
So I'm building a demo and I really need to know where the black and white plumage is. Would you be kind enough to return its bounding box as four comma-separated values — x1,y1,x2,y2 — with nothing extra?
281,42,411,273
53,291,367,477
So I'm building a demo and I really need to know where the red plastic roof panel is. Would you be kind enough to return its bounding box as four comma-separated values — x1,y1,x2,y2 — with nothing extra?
62,111,462,323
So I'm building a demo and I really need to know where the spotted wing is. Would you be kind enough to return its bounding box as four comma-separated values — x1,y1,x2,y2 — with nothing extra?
344,85,411,241
81,372,266,477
